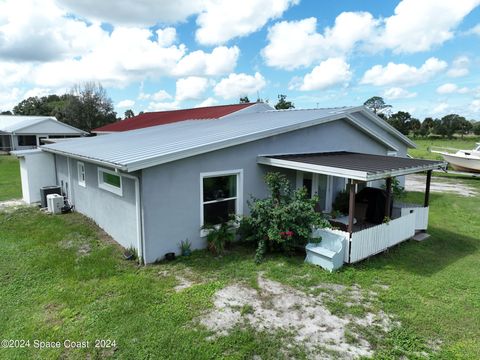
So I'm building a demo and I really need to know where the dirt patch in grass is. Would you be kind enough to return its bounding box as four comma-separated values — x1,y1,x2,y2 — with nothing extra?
0,199,26,212
174,274,195,292
43,303,64,328
199,276,394,359
406,174,477,197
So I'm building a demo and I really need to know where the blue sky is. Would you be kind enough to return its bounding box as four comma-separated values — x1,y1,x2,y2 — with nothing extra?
0,0,479,120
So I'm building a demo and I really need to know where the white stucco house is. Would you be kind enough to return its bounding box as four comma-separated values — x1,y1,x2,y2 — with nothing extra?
0,115,87,152
13,104,445,268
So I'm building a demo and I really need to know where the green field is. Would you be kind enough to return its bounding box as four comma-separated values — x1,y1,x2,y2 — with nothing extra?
408,136,480,161
0,155,21,201
1,151,479,359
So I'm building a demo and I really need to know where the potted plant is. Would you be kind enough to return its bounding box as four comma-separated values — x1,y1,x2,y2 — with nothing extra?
308,235,322,246
180,238,192,256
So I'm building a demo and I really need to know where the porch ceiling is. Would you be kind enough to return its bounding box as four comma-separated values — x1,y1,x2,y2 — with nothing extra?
257,151,446,181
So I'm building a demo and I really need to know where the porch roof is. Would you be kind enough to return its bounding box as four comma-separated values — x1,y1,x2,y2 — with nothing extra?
257,152,446,181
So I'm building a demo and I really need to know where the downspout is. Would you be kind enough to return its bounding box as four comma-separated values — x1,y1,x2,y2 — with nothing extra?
118,171,145,265
67,157,74,205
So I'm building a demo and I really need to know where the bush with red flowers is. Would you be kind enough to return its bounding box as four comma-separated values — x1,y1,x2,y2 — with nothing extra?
241,172,329,263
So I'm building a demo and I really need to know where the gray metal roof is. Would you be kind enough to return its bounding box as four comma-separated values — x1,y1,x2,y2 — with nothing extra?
0,115,87,135
258,152,446,181
0,115,56,132
41,106,412,172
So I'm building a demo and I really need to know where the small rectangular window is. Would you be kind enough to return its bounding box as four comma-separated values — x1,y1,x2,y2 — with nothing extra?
78,162,86,187
98,168,122,196
103,172,121,188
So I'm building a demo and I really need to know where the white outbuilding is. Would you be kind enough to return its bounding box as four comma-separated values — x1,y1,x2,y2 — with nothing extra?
0,115,87,152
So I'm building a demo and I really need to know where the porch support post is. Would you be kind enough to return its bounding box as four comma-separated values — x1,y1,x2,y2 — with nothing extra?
348,179,356,236
385,177,392,218
424,170,432,207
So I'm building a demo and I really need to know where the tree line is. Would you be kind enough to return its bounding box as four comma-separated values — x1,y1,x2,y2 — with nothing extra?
4,86,478,137
364,96,479,139
1,82,117,132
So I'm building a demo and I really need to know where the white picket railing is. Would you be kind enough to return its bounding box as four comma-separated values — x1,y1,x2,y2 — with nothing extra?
348,212,416,263
400,205,429,230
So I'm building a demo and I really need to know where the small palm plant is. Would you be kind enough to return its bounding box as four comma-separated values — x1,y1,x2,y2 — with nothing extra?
201,221,236,255
180,238,192,256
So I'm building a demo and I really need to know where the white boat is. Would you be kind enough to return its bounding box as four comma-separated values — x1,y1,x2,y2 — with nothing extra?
431,143,480,173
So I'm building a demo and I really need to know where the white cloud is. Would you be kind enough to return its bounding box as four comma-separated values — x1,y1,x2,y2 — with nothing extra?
0,0,240,96
372,0,480,53
117,99,135,108
470,99,480,113
147,100,180,111
262,0,479,69
0,87,22,111
173,46,239,76
152,90,173,101
56,0,204,26
263,13,376,69
295,58,352,91
383,87,417,100
436,83,469,95
138,89,173,102
196,97,218,108
465,23,480,36
214,72,266,100
195,0,299,45
447,56,470,77
361,57,447,87
432,102,449,115
0,0,108,62
23,87,60,98
175,77,210,101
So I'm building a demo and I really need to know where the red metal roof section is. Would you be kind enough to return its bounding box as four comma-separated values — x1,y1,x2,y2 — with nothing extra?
93,103,255,132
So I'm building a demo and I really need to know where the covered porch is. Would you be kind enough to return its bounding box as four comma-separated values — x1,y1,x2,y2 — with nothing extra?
258,152,446,265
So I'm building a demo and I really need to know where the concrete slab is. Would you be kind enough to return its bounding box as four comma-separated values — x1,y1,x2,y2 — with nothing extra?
412,232,431,242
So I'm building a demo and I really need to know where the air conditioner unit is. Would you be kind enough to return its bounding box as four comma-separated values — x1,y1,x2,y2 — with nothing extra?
46,194,64,214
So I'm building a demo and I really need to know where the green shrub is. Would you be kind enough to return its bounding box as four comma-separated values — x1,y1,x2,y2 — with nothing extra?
244,172,329,263
202,221,235,255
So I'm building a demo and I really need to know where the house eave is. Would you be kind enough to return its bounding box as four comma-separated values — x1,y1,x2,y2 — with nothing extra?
257,155,446,182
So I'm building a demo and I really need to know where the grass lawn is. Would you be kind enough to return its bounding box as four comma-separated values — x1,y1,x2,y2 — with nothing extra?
0,155,21,201
1,169,480,358
408,136,480,161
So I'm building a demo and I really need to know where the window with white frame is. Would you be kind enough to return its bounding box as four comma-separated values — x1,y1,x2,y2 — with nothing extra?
98,167,122,196
77,161,86,187
201,170,243,227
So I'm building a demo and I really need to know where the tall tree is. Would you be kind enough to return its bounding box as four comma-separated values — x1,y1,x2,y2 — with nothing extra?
387,111,414,135
274,94,294,110
63,82,117,132
0,110,12,115
438,114,467,139
124,109,135,119
239,96,250,103
456,117,472,139
364,96,392,115
13,94,74,121
419,117,435,138
473,122,480,135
